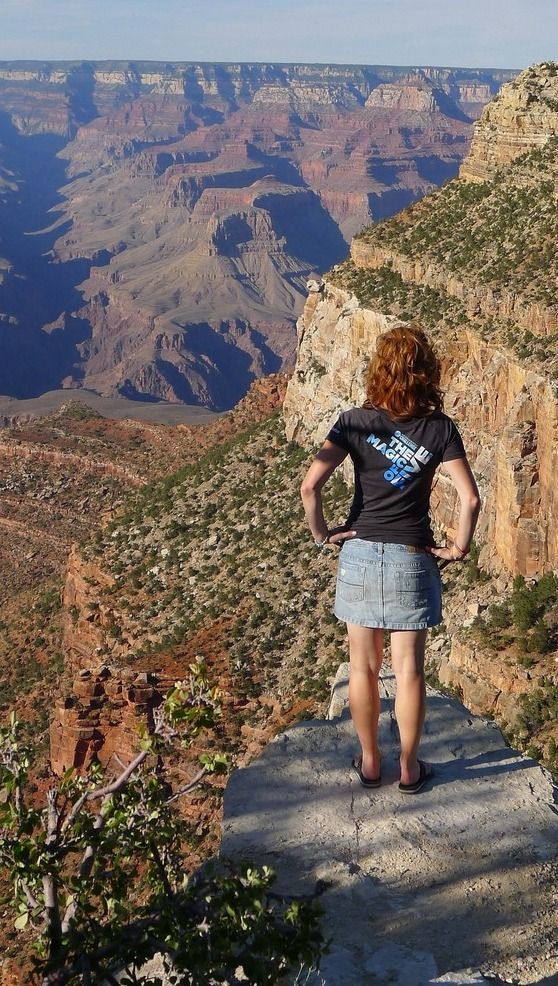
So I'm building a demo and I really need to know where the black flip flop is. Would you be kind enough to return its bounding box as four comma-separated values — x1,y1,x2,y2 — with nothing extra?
352,756,382,789
398,759,432,795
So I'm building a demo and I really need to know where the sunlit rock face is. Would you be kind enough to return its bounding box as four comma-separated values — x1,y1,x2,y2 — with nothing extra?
460,62,558,181
283,63,558,579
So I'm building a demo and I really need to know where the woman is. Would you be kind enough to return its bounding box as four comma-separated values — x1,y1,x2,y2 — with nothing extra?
300,323,480,794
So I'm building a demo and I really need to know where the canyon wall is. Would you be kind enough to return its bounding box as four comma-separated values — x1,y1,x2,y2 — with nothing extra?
283,62,558,726
284,281,558,577
284,64,558,580
460,61,558,181
0,61,513,409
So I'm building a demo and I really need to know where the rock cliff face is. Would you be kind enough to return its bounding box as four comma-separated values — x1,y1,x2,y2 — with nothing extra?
283,62,558,730
461,62,558,181
0,60,512,408
284,281,558,578
49,666,168,774
437,637,534,725
284,63,558,579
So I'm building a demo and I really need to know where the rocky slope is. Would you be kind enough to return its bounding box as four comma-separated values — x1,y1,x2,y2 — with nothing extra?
0,376,285,744
0,61,513,408
460,62,558,181
0,375,353,974
283,62,558,766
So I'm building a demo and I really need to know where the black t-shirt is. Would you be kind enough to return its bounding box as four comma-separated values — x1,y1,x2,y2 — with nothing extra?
326,405,466,547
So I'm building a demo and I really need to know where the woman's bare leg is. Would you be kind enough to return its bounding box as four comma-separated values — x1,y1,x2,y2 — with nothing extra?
347,623,385,780
390,629,429,785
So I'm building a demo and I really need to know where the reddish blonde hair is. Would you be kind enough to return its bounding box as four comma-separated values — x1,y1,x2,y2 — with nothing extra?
363,323,443,419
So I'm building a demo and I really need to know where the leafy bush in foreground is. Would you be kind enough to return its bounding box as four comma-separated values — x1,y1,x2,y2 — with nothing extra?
0,662,324,985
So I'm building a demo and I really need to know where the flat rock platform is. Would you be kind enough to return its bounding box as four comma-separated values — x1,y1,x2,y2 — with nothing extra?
222,666,558,985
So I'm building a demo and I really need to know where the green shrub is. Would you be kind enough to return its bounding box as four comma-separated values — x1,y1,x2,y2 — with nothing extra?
0,674,325,984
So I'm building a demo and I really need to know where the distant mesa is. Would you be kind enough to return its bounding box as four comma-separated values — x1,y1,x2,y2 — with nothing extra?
0,59,515,408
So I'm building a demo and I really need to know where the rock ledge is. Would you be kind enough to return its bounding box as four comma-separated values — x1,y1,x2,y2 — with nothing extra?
222,665,558,985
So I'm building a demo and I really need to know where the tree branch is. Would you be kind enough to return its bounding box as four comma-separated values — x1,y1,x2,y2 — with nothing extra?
84,746,151,801
61,745,156,934
21,879,39,911
80,954,92,986
150,841,174,900
41,914,161,985
61,745,152,838
165,766,207,803
43,790,63,960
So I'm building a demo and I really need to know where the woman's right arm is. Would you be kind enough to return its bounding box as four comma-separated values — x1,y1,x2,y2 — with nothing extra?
428,457,481,562
300,440,357,546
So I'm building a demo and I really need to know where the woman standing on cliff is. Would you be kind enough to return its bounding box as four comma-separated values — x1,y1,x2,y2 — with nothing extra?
300,323,480,793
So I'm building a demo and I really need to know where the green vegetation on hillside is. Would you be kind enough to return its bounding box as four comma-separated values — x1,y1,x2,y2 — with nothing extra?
82,410,352,709
457,571,558,776
473,572,558,654
354,137,558,310
329,259,470,333
0,578,64,753
0,671,324,985
464,572,558,657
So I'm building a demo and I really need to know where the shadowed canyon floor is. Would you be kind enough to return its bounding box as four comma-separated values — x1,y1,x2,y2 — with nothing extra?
223,665,558,986
0,388,223,426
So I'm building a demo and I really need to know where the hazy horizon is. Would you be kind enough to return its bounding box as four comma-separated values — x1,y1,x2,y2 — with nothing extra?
0,0,556,71
0,57,522,71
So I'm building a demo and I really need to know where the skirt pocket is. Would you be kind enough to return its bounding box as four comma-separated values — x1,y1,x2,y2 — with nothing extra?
394,568,431,608
337,560,366,603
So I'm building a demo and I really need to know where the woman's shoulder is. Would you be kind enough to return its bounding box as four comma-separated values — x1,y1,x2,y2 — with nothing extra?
344,403,381,416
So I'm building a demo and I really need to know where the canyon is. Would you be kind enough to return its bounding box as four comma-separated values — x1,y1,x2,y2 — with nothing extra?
0,61,514,409
2,60,557,809
2,62,558,984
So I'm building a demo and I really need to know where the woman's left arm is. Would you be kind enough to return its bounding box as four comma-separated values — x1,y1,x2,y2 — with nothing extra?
300,440,356,546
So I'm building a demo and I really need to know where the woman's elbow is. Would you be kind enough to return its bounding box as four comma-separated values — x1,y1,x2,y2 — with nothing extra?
467,493,482,513
300,479,319,497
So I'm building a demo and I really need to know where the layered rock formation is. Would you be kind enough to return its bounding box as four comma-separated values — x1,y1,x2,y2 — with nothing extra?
285,281,558,577
0,60,513,408
284,63,558,579
49,666,168,774
460,62,558,181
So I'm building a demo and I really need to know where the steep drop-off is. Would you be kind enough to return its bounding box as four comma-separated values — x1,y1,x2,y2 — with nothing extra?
0,61,513,408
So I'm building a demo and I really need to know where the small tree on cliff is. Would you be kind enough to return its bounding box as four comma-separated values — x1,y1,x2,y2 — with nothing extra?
0,660,324,986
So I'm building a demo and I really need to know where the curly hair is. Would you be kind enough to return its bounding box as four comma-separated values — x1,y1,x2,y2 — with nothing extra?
363,322,443,418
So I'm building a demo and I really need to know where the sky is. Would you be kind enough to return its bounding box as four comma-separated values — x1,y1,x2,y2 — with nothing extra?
0,0,557,70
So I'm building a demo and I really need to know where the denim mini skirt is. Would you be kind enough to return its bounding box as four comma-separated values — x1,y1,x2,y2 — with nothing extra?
333,538,442,630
